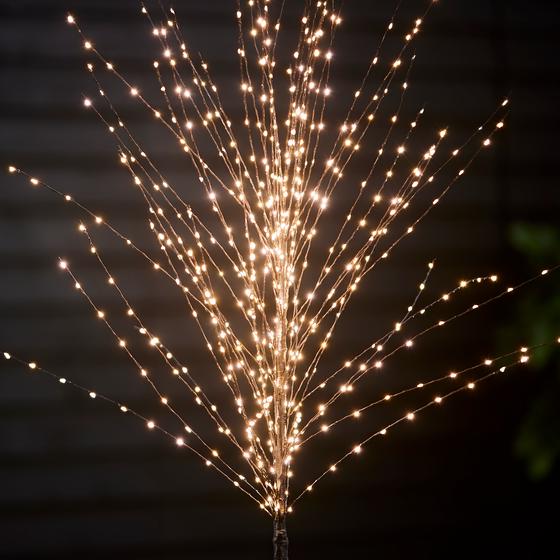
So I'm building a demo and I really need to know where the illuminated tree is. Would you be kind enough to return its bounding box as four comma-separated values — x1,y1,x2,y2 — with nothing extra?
4,2,558,558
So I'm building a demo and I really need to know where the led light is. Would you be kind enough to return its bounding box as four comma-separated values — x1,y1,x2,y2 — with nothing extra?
3,0,540,522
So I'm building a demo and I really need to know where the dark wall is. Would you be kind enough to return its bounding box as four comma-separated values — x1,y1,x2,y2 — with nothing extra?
0,0,559,558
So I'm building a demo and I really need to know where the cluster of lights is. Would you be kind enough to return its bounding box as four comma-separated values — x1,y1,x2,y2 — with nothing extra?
4,0,557,520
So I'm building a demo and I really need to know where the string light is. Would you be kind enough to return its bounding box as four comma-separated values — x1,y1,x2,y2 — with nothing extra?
3,3,558,553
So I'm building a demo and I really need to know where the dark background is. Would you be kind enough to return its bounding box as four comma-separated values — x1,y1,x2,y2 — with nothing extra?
1,0,559,558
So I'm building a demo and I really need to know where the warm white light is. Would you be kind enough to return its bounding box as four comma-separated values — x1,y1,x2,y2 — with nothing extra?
1,0,537,524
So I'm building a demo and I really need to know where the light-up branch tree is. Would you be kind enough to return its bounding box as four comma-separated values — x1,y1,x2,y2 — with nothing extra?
3,1,559,559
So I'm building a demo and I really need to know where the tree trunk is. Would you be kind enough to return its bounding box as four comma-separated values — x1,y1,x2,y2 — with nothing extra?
273,512,289,560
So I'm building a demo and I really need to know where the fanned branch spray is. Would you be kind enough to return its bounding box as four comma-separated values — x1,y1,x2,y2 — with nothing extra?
4,1,559,558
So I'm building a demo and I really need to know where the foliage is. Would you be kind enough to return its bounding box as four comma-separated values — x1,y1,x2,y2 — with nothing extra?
500,223,560,479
